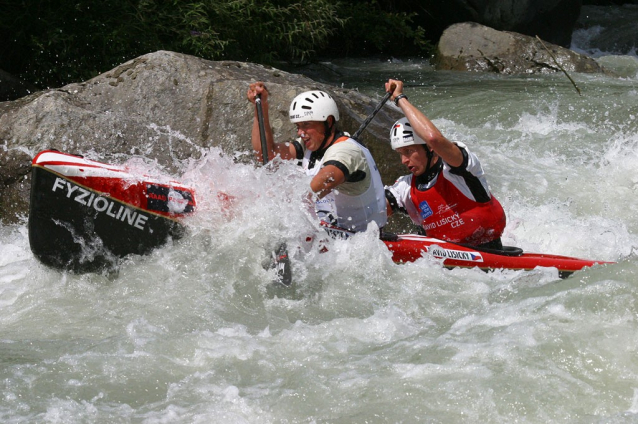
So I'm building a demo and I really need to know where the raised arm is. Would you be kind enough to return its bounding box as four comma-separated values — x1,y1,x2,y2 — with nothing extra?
385,79,463,168
247,82,295,162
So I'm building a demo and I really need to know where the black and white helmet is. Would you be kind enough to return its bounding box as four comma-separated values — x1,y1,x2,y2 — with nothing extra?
390,117,427,150
289,91,340,123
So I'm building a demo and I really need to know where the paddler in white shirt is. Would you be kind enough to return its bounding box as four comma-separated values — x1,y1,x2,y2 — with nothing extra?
246,82,387,235
383,78,507,249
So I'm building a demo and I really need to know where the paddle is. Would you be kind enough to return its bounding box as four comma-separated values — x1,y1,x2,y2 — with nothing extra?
350,88,395,241
351,91,393,141
255,94,269,165
255,92,292,286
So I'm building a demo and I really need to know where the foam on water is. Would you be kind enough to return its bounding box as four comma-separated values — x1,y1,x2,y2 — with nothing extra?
0,145,636,422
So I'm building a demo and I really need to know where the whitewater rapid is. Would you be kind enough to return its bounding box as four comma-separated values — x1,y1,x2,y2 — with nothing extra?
1,9,638,422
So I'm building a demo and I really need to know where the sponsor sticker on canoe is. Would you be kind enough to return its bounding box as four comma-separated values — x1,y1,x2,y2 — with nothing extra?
147,184,195,214
52,176,149,231
167,189,188,214
427,244,483,262
319,222,355,240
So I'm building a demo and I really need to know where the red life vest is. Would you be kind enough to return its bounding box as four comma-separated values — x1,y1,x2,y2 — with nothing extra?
410,173,506,245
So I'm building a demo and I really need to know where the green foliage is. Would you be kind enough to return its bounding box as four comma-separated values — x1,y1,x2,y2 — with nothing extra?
1,0,165,87
156,0,347,64
329,0,433,57
0,0,430,89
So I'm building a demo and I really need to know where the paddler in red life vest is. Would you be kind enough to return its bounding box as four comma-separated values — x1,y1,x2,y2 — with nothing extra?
246,82,387,234
383,79,507,249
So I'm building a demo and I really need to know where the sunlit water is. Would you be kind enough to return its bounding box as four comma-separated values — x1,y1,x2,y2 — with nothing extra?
2,11,638,423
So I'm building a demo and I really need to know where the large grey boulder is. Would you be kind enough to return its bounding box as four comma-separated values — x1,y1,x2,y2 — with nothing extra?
420,0,582,47
433,22,608,74
0,149,32,223
0,51,401,223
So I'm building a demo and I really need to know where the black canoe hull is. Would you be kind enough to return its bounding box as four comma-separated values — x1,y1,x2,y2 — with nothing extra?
29,154,192,273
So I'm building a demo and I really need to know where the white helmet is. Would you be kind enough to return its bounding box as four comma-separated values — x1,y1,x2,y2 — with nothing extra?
390,117,427,150
289,90,340,123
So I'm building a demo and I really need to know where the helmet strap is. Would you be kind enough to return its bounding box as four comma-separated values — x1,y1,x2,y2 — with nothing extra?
308,118,340,168
415,146,441,190
318,117,336,152
424,145,434,174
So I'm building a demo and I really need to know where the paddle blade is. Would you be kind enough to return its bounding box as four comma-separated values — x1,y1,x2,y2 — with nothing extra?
270,241,292,286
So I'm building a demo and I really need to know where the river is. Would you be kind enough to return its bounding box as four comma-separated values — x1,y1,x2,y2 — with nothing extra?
1,5,638,423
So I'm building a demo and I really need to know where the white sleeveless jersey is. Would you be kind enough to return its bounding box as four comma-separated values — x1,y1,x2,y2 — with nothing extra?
300,137,387,232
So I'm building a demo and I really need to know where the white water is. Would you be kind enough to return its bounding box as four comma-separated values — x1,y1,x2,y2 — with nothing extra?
2,11,638,423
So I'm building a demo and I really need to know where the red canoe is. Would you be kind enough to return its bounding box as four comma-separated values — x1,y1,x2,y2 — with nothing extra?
29,150,196,272
28,150,613,276
381,234,611,278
